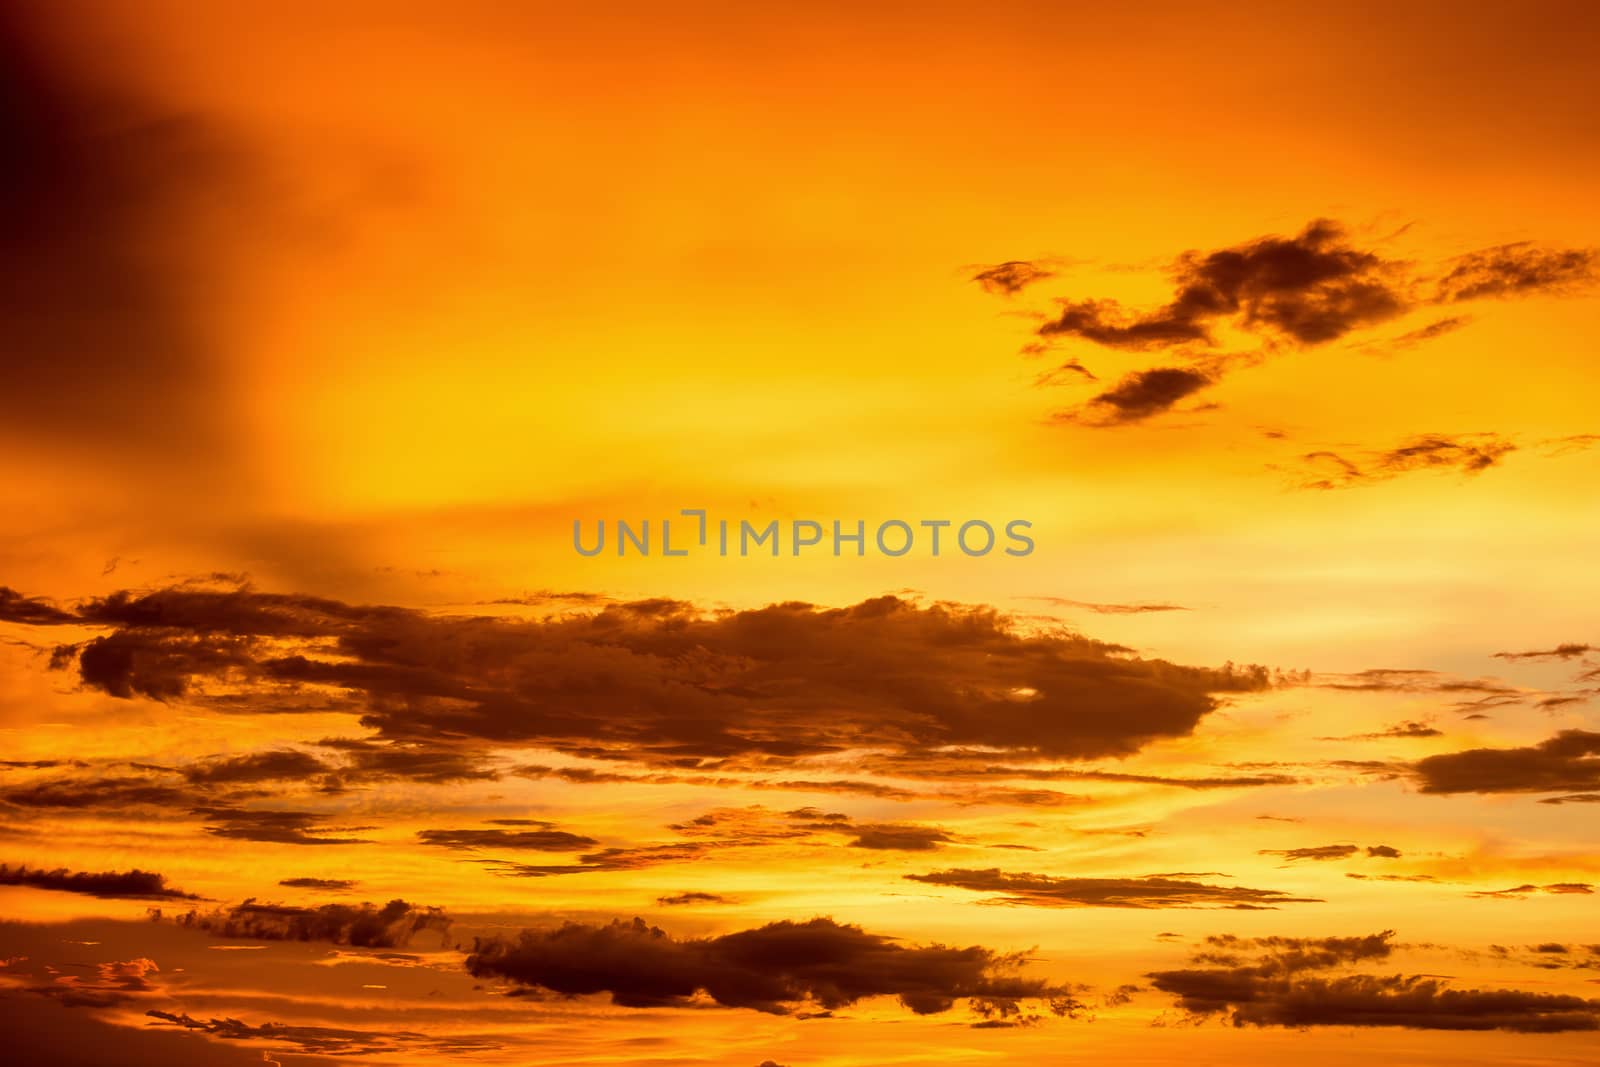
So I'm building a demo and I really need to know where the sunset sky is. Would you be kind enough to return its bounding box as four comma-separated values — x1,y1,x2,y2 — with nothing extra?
3,3,1600,1065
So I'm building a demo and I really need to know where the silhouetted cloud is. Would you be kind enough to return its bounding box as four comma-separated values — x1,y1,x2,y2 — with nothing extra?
1149,929,1600,1030
1013,221,1596,432
466,915,1083,1017
1494,643,1593,662
278,877,357,890
970,259,1055,296
145,1009,494,1057
1038,220,1407,350
0,863,197,900
848,823,954,851
1436,244,1597,302
906,868,1319,909
19,582,1276,768
181,749,332,784
195,806,371,846
1412,730,1600,794
175,897,449,948
657,891,729,906
1056,367,1213,424
2,775,189,810
1295,433,1516,489
1378,315,1472,349
417,826,599,851
1033,359,1098,385
1469,883,1594,899
483,843,712,877
1322,720,1443,741
1260,845,1359,862
0,587,76,625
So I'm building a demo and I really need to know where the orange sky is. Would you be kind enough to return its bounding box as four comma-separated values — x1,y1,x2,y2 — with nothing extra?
3,3,1600,1065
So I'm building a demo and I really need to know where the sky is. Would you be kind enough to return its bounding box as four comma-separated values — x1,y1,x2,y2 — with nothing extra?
2,2,1600,1064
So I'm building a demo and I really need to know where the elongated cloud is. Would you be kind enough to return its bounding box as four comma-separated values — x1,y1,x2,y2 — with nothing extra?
1058,367,1214,425
466,916,1082,1017
905,868,1320,909
1295,433,1517,489
1412,730,1600,794
417,826,599,851
1150,930,1600,1031
1436,244,1597,302
0,863,197,900
17,582,1274,768
970,259,1054,296
175,898,449,948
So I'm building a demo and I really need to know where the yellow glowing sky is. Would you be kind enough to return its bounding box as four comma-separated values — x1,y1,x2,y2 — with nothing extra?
2,3,1599,1065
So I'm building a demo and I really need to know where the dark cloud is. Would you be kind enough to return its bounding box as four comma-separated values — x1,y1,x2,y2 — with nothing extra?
316,738,499,785
970,259,1055,296
1295,433,1516,489
1366,845,1402,859
146,1010,494,1057
649,805,963,859
1378,315,1472,349
416,826,599,851
278,877,357,890
1469,883,1594,900
1412,730,1600,794
1056,367,1213,425
20,583,1275,767
1038,220,1408,351
195,806,371,846
1259,845,1359,862
466,915,1082,1017
1012,222,1598,432
847,823,954,851
1033,359,1098,386
1186,930,1398,971
181,749,332,785
905,868,1320,909
0,862,197,900
1436,244,1597,302
174,897,449,948
1494,643,1593,662
1323,720,1443,741
1154,971,1600,1031
1318,669,1512,695
858,752,1298,790
0,587,77,625
657,891,729,906
1149,929,1600,1031
72,629,260,702
757,778,924,800
1488,943,1600,970
2,774,189,810
484,843,711,878
1025,224,1594,356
